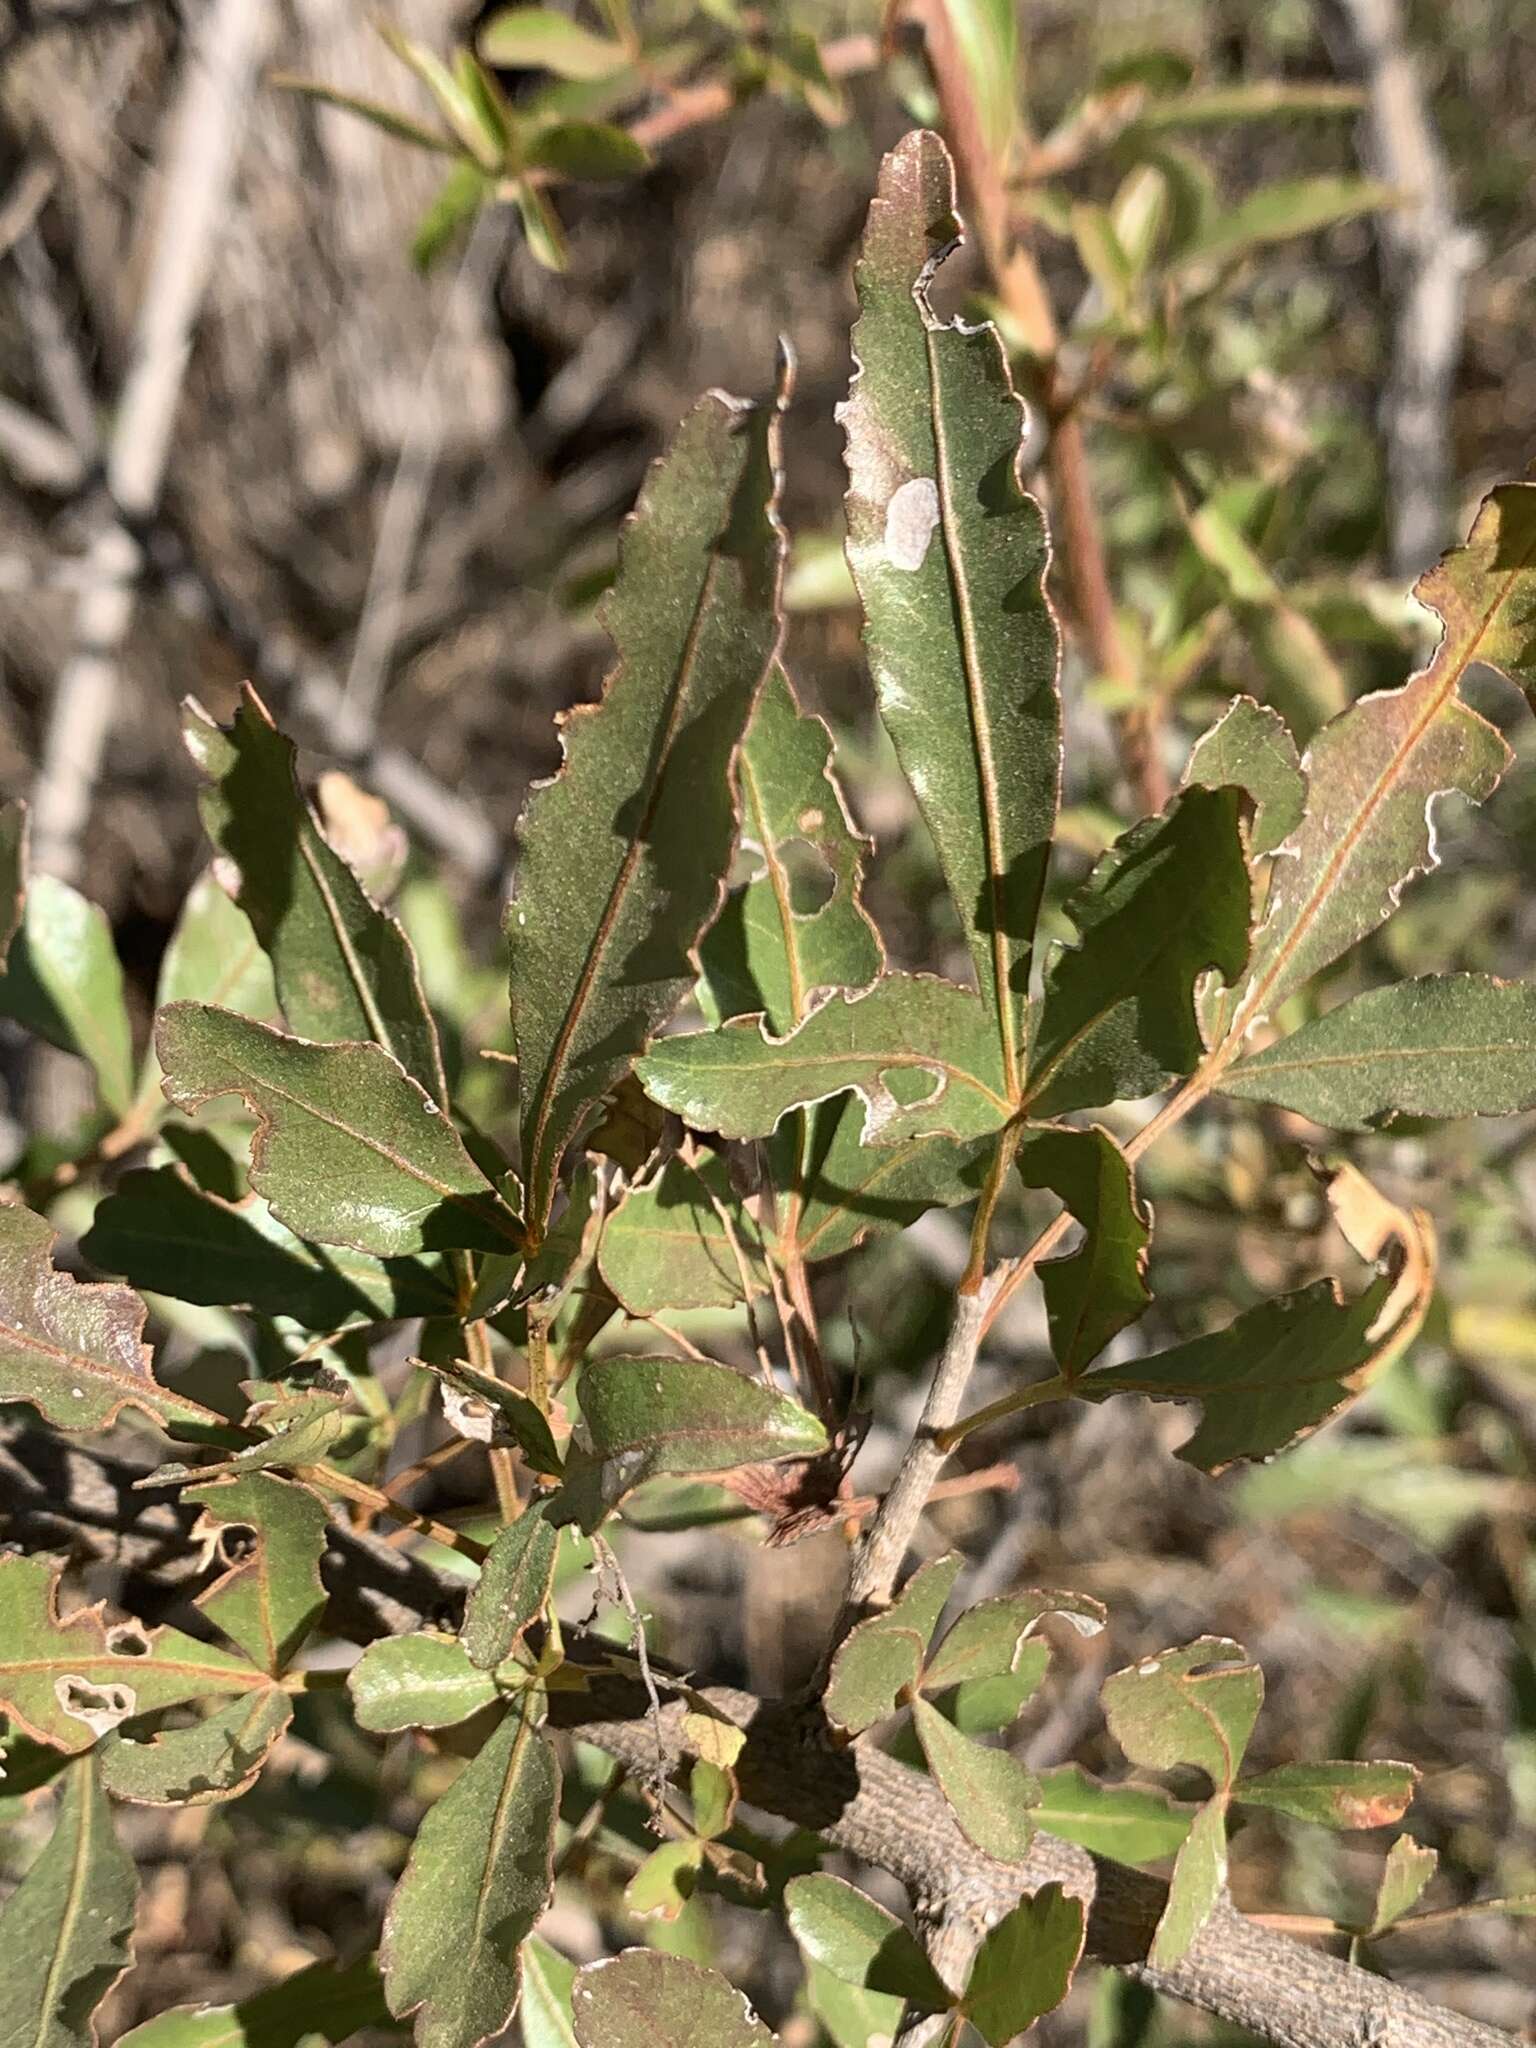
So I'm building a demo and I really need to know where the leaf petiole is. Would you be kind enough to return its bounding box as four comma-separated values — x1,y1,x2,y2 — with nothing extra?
933,1371,1071,1453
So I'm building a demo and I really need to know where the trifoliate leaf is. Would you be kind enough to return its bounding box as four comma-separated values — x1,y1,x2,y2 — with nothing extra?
0,1555,262,1754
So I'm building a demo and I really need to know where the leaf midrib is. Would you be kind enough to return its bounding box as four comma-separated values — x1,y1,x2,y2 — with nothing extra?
923,324,1022,1101
521,554,726,1237
1232,534,1536,1038
29,1767,96,2048
0,1314,218,1426
1232,1040,1535,1079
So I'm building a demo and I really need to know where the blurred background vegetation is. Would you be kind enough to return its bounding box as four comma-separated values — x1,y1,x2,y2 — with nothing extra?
3,0,1536,2038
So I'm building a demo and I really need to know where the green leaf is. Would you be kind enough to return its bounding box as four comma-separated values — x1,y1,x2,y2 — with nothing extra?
462,1505,559,1669
157,1005,517,1259
940,1658,1048,1733
1219,976,1536,1129
690,1758,735,1839
571,1353,826,1511
349,1632,507,1734
521,1938,579,2048
772,28,847,126
82,1166,457,1325
417,1352,564,1475
0,1202,221,1433
413,161,489,271
1183,695,1304,857
114,1955,390,2048
0,1755,135,2048
155,870,279,1024
185,1473,328,1675
840,130,1060,1099
823,1624,926,1739
961,1881,1085,2045
699,666,882,1036
454,49,514,160
597,1152,768,1315
378,23,504,168
513,180,569,273
1078,1273,1398,1471
510,375,786,1242
1235,1759,1417,1830
787,1109,991,1264
1101,1638,1261,1791
1219,485,1536,1038
638,976,1011,1145
0,796,27,969
184,688,447,1100
825,1553,963,1735
937,0,1018,154
1177,175,1396,268
911,1696,1039,1863
1370,1835,1437,1935
624,1839,703,1920
1024,787,1251,1116
149,1383,350,1487
1151,1792,1227,1968
802,1962,904,2048
97,1686,292,1806
784,1873,950,2010
1177,494,1349,730
270,73,458,153
922,1588,1106,1693
1018,1127,1150,1377
0,874,135,1115
571,1952,776,2048
1034,1764,1195,1863
0,1555,262,1755
1130,79,1363,129
523,121,650,178
381,1702,560,2048
479,8,629,80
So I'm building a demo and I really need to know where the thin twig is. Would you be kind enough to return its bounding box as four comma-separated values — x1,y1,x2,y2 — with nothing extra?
30,0,270,881
341,209,509,723
1,1418,1514,2048
1325,0,1475,580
